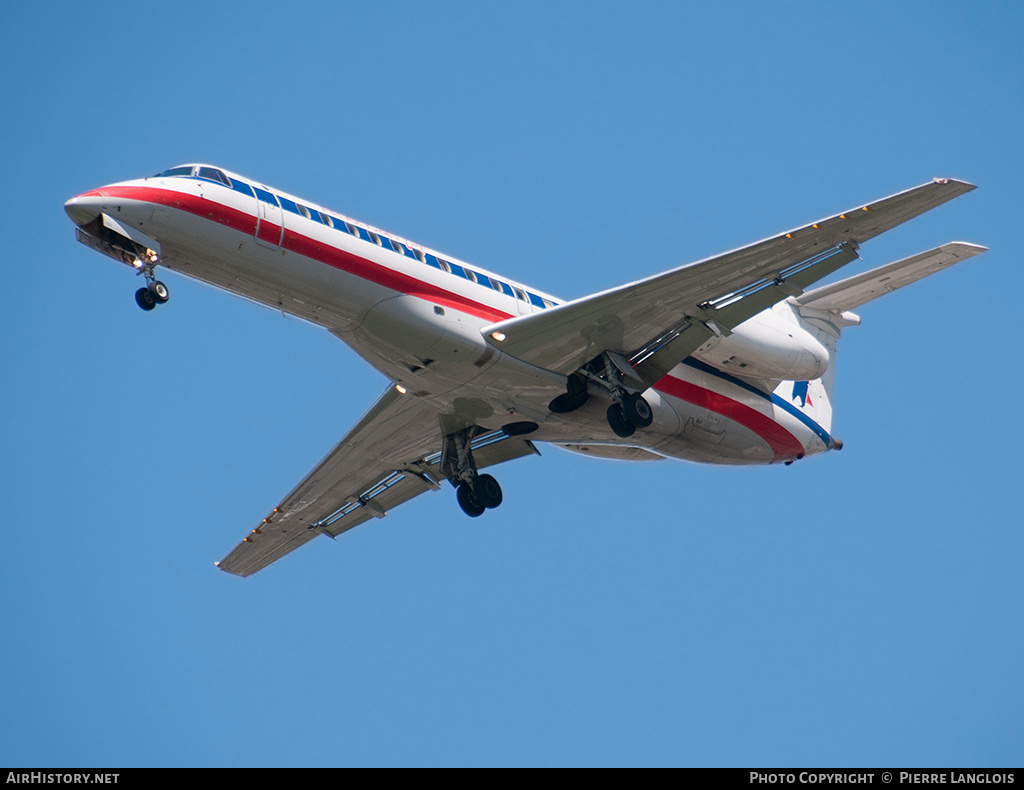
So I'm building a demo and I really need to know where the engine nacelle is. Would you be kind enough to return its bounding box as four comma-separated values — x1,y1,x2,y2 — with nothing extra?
692,308,829,381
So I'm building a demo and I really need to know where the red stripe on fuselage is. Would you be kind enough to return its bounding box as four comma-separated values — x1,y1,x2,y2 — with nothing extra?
653,374,804,461
87,185,515,323
85,184,803,458
81,186,259,236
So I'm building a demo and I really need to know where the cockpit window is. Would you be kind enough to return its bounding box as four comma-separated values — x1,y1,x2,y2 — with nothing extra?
156,166,194,178
198,167,232,187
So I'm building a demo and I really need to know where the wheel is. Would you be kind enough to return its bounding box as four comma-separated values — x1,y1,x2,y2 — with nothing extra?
607,403,636,438
457,482,485,517
135,287,157,311
473,474,503,509
622,392,653,427
150,281,170,303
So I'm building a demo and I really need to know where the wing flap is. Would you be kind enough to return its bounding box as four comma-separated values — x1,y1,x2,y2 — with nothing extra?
320,433,539,538
484,179,975,377
630,242,860,383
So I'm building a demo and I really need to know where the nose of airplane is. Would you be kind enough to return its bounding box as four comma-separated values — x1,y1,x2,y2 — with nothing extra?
64,193,105,227
65,193,99,227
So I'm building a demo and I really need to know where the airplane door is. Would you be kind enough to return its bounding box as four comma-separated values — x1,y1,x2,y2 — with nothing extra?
252,185,284,248
514,288,536,315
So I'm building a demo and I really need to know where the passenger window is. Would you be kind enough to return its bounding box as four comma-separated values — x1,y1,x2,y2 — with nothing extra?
321,213,334,228
253,187,277,205
230,179,254,197
414,249,426,263
369,232,383,247
298,205,311,219
514,288,528,302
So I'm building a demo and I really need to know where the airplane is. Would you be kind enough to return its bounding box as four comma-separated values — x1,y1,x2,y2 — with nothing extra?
64,166,985,577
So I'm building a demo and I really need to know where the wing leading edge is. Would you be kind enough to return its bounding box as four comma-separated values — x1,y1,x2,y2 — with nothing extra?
482,179,975,385
217,386,539,576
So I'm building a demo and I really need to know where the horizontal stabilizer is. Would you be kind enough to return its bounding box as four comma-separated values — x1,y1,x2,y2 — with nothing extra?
795,242,987,313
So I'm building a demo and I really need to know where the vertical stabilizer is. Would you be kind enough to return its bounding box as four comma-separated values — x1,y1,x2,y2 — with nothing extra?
772,302,857,436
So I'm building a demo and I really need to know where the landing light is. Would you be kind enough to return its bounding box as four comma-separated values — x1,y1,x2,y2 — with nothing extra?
491,332,506,342
395,385,407,394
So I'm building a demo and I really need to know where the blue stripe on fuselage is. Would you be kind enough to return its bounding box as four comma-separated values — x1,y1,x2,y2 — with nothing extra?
680,358,835,449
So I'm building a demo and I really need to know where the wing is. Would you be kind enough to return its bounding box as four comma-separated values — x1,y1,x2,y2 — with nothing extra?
483,179,975,385
217,386,539,577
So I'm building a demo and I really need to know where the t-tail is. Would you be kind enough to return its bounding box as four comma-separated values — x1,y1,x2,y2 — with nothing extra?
775,242,987,436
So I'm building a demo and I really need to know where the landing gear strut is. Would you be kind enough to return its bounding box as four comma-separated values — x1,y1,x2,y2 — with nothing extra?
442,427,504,518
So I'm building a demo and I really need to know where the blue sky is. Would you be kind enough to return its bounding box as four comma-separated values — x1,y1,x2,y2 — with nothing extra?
3,0,1022,767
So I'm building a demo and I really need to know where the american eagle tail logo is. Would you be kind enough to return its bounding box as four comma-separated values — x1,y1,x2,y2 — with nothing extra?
792,381,813,408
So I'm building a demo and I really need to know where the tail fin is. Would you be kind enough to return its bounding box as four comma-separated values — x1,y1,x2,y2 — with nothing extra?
777,242,987,436
773,309,847,435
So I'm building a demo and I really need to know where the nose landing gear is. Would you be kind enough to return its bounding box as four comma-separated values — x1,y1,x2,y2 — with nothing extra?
135,281,170,311
132,254,169,312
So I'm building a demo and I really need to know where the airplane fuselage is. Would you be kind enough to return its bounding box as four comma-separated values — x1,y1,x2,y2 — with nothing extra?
66,165,836,467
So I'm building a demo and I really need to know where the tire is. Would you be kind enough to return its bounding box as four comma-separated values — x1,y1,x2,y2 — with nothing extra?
150,281,170,303
457,482,485,517
473,474,503,509
622,393,653,428
607,403,636,438
135,287,157,311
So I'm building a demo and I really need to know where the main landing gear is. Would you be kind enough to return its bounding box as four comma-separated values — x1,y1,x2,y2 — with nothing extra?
548,353,655,438
442,427,503,518
606,390,653,438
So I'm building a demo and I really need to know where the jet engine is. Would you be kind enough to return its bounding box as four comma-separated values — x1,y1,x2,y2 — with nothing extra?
691,308,829,381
